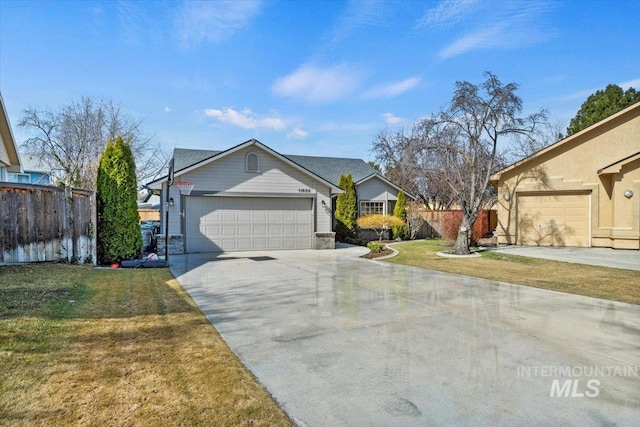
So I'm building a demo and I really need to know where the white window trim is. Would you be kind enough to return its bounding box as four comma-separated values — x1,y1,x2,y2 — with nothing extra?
245,151,260,173
360,201,385,216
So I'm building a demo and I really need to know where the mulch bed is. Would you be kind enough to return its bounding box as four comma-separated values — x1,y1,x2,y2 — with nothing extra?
361,240,396,259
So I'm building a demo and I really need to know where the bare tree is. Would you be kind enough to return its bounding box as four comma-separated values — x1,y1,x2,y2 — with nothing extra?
372,72,545,254
511,117,565,161
19,97,169,189
372,127,457,209
423,72,545,254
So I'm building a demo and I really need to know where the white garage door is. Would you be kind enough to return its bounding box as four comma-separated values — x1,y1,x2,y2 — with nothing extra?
185,197,313,252
517,193,590,247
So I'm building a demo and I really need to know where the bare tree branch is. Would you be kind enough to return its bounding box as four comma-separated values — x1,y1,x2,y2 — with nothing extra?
18,97,169,189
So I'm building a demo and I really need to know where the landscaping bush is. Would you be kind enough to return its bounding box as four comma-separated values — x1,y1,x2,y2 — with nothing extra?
391,190,408,239
356,214,405,242
367,241,383,253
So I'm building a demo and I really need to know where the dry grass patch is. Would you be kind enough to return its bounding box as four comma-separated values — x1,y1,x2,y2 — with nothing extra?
386,240,640,305
0,264,291,426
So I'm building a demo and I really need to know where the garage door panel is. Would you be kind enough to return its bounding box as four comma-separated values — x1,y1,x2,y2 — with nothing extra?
204,225,220,237
253,225,267,236
237,211,252,222
222,225,236,236
268,225,282,236
251,211,265,222
269,211,282,222
517,193,589,247
268,237,282,249
297,224,311,234
186,196,313,252
253,238,267,250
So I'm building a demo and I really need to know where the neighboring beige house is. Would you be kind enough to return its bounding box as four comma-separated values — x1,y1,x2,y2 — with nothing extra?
146,139,412,253
490,101,640,249
0,92,22,181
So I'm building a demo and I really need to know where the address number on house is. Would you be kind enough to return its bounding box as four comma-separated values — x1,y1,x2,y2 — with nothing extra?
298,188,312,193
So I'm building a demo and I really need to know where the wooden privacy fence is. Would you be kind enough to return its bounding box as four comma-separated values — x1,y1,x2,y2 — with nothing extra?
0,183,96,264
412,209,497,241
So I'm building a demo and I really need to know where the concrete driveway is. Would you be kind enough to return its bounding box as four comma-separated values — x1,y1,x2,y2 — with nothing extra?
491,245,640,271
170,246,640,426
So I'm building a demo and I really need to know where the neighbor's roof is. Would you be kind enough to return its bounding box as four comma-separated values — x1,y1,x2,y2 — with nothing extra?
490,100,640,184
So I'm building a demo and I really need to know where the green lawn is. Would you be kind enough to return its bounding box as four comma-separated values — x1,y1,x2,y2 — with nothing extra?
384,240,640,305
0,264,291,426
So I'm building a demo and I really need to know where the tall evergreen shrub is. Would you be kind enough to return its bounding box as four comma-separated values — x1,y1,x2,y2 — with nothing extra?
335,174,357,239
96,136,142,264
392,190,408,239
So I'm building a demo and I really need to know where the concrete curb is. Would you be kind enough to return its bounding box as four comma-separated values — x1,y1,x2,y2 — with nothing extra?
436,251,481,258
374,243,400,260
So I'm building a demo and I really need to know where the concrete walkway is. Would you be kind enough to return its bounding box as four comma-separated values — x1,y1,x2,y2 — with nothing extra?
170,247,640,426
491,245,640,271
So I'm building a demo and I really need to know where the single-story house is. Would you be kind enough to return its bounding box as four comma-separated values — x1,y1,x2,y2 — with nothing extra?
490,101,640,249
146,139,412,253
0,92,22,181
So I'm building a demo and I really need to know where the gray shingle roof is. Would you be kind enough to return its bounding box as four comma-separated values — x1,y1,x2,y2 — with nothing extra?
173,148,221,172
172,148,378,186
284,154,377,185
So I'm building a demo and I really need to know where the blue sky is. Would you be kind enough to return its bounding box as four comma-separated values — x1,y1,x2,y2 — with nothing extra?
1,0,639,162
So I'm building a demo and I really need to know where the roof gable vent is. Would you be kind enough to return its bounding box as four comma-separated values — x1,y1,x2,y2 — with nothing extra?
246,152,260,172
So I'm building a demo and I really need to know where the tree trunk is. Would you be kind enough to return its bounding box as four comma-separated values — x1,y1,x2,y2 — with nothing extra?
450,215,474,255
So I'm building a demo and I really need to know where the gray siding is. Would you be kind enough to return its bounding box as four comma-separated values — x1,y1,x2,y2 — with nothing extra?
357,176,400,214
164,146,332,236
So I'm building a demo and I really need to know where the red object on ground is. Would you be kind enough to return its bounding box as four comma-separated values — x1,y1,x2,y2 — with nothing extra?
110,262,120,269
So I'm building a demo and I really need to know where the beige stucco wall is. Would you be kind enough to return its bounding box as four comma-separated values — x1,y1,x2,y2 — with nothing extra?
493,104,640,249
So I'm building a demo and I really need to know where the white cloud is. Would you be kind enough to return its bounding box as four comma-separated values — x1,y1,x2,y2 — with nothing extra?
381,113,405,125
329,0,387,45
417,0,480,28
364,77,421,98
176,0,262,48
272,63,362,104
619,78,640,89
439,24,505,59
287,128,309,140
164,107,171,112
435,1,555,60
204,107,285,130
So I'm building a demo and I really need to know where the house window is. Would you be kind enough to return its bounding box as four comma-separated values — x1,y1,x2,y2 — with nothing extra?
12,173,31,183
246,152,260,172
360,201,385,215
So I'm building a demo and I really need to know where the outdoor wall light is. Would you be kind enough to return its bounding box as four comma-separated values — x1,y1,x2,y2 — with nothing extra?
624,189,633,199
503,193,511,201
321,200,327,207
168,197,174,207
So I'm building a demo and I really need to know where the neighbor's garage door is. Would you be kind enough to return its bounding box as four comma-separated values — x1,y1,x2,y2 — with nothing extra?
185,197,313,252
517,193,590,247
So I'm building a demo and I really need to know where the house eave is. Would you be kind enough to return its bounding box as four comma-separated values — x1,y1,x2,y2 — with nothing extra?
145,139,343,194
491,101,640,183
355,172,417,200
